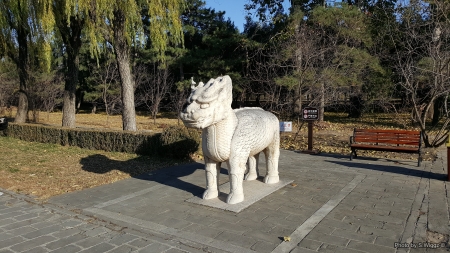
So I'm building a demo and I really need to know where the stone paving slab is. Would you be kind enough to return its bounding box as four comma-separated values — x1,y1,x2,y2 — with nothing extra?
186,178,294,213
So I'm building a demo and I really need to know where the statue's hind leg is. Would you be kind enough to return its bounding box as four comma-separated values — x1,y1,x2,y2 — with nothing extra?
264,134,280,184
244,153,260,181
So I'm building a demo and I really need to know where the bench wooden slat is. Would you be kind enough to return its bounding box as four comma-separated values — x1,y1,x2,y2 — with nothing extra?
353,138,419,146
350,144,419,153
354,129,420,134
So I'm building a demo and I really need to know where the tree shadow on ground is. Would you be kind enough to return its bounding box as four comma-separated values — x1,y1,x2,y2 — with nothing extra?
79,154,228,196
324,156,445,180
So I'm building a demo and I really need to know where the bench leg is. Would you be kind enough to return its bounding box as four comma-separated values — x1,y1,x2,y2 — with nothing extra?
350,149,357,161
418,154,422,167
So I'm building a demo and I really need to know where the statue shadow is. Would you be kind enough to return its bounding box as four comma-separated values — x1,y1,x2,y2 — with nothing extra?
79,154,228,196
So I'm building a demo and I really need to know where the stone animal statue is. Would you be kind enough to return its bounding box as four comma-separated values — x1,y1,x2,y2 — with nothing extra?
180,75,280,204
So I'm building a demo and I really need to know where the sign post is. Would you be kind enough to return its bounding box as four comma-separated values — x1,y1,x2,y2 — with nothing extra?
301,107,319,154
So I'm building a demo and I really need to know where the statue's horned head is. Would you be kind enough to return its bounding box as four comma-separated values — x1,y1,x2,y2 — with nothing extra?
180,75,233,129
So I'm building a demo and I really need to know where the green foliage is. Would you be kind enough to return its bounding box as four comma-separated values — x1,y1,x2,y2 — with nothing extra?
160,125,200,160
6,123,162,156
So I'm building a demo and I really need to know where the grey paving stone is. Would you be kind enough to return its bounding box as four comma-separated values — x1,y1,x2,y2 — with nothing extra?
366,213,405,225
181,224,223,239
77,242,115,253
164,248,188,253
214,231,258,248
138,242,171,253
298,238,323,251
358,225,401,239
45,234,87,250
51,228,82,239
250,240,279,253
316,243,364,253
374,236,399,248
49,244,82,253
83,227,110,237
331,228,377,243
22,225,63,239
128,238,154,248
0,249,15,253
0,235,26,248
13,212,40,222
107,244,137,253
0,218,18,228
306,232,350,247
9,226,37,236
209,220,249,233
10,235,56,252
289,246,317,253
60,219,83,229
347,240,395,253
22,246,49,253
107,233,139,246
75,237,105,249
158,218,192,230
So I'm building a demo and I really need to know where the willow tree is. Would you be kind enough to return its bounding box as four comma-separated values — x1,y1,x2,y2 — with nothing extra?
101,0,184,131
0,1,36,123
50,0,105,128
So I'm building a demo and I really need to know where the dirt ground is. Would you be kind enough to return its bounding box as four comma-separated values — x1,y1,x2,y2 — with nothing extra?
0,108,442,201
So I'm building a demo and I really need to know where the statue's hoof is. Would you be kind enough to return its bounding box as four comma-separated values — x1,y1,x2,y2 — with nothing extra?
264,175,279,184
226,192,244,204
244,173,257,181
202,189,218,199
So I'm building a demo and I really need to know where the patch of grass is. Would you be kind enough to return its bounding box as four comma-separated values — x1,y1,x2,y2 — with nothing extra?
0,136,185,200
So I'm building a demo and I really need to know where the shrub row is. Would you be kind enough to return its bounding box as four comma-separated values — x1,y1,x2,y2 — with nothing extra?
5,123,200,158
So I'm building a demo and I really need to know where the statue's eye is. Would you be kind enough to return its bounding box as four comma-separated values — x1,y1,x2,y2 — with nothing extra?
200,104,210,109
182,102,189,112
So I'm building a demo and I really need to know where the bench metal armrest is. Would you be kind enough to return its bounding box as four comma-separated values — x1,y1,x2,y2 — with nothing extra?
349,136,354,144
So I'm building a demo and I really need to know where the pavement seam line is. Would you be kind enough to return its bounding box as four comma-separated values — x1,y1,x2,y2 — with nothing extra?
83,207,255,253
271,174,366,253
92,184,165,209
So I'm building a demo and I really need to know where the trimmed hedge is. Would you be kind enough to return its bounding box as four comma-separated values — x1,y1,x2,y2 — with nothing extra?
6,123,162,156
160,125,200,160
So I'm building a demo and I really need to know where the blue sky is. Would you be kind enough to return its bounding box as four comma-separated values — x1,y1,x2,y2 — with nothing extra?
204,0,291,32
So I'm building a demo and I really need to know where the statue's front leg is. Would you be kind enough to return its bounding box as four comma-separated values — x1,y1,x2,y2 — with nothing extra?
203,156,220,199
226,156,247,204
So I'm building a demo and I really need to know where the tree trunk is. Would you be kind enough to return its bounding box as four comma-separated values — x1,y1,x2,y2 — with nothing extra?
60,16,83,128
62,50,79,127
294,83,302,116
319,82,325,121
113,9,137,131
14,15,29,124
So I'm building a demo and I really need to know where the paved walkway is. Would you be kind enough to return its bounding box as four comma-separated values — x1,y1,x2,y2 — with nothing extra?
1,149,449,253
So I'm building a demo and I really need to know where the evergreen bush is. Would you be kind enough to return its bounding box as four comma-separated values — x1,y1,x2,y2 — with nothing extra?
160,125,200,160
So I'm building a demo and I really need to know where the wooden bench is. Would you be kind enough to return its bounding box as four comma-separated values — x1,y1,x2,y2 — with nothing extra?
350,129,423,166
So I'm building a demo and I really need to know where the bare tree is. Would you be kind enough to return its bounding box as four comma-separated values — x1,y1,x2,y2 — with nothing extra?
31,72,64,121
391,0,450,147
170,79,190,125
136,63,172,124
84,55,122,126
0,60,18,117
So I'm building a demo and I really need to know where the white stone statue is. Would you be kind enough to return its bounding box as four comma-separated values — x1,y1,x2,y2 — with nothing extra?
180,75,280,204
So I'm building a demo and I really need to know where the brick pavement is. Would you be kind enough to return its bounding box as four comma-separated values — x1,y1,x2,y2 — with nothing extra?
1,149,449,252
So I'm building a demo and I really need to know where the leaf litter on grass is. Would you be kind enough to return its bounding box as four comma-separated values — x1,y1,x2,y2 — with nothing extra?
0,137,182,200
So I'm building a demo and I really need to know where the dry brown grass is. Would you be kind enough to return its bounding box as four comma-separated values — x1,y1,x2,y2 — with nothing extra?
0,137,182,200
